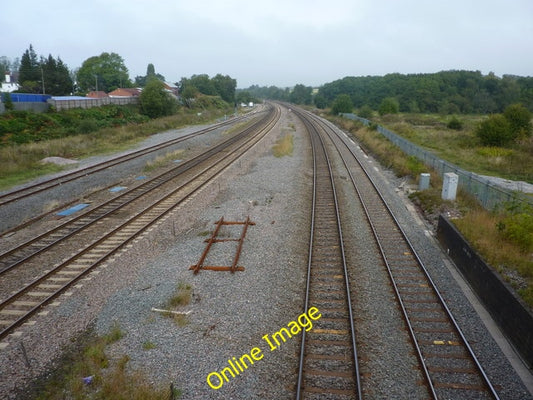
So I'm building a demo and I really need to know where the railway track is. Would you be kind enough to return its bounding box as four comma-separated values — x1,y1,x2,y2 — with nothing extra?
0,104,280,342
0,110,269,276
295,108,362,399
294,106,500,399
0,111,257,208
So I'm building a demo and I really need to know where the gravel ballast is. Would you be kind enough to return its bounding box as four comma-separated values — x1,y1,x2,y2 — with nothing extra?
0,106,531,399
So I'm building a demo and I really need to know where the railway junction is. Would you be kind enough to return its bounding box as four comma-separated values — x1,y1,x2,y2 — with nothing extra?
0,103,531,399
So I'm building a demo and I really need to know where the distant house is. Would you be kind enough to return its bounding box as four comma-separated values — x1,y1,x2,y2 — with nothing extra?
87,91,109,99
108,88,141,98
162,81,179,97
1,72,19,93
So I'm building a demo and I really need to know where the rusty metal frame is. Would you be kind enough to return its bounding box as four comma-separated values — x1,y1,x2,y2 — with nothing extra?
190,216,255,274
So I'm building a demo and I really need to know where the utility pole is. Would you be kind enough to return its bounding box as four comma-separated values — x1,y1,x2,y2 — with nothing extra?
40,66,45,94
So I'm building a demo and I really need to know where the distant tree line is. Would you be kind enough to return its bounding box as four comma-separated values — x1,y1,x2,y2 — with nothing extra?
315,71,533,114
178,74,237,105
240,71,533,115
238,83,315,105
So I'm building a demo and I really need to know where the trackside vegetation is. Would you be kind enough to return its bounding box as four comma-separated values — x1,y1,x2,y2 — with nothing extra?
322,112,533,309
31,324,179,400
0,98,233,190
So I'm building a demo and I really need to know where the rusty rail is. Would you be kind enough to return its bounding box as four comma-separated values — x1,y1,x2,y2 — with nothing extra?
190,217,255,274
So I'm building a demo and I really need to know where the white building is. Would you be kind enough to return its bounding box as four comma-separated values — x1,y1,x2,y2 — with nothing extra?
1,73,19,93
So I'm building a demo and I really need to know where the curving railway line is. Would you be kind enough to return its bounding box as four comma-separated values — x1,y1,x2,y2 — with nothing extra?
0,111,256,208
292,105,500,399
0,104,281,342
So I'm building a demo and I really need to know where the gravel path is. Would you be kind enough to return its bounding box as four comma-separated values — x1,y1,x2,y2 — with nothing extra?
0,105,531,399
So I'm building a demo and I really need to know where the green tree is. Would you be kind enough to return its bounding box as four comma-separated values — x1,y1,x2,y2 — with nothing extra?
0,57,9,81
235,91,255,104
476,114,513,146
139,79,177,118
77,52,131,93
314,94,327,109
379,97,399,115
181,74,216,96
180,85,199,108
18,44,41,93
289,84,313,105
134,63,165,87
503,103,532,139
41,55,73,95
212,74,236,103
331,94,353,115
2,92,14,110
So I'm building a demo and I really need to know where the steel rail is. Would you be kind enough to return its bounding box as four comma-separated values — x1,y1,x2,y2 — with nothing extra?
0,105,280,341
294,106,362,399
0,111,259,207
308,110,500,399
0,108,273,276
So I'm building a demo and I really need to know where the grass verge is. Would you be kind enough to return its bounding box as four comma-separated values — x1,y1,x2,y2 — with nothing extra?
374,112,533,183
0,107,231,191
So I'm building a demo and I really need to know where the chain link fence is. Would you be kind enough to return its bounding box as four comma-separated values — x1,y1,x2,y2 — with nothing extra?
341,113,533,210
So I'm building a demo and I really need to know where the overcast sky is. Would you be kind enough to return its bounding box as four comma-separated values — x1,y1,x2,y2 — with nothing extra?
2,0,532,88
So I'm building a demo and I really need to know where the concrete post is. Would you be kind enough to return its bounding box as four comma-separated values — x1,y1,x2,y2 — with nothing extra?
419,173,430,190
442,172,458,200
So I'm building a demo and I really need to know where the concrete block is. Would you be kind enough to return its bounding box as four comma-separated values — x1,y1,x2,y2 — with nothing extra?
442,172,458,200
419,173,430,190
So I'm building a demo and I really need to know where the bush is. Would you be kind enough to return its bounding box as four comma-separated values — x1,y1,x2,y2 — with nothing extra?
358,105,374,119
378,97,399,115
476,114,513,146
503,103,532,139
447,116,463,130
331,94,353,115
139,79,178,118
78,118,99,134
497,211,533,253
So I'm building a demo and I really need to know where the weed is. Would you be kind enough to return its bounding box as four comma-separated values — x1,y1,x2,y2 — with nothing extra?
168,282,192,308
103,321,124,344
142,341,156,350
32,325,176,400
144,149,184,171
272,134,294,157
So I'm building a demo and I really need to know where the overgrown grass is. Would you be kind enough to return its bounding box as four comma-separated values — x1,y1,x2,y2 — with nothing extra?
454,207,533,305
374,113,533,183
144,149,185,172
33,323,177,400
0,106,231,191
272,134,294,157
324,113,533,309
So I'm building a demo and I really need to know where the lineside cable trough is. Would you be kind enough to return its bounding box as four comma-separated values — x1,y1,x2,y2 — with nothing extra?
190,217,255,274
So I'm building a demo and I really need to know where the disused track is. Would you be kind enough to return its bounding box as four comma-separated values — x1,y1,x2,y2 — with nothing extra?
0,111,255,208
296,106,500,399
294,108,362,399
0,104,280,342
